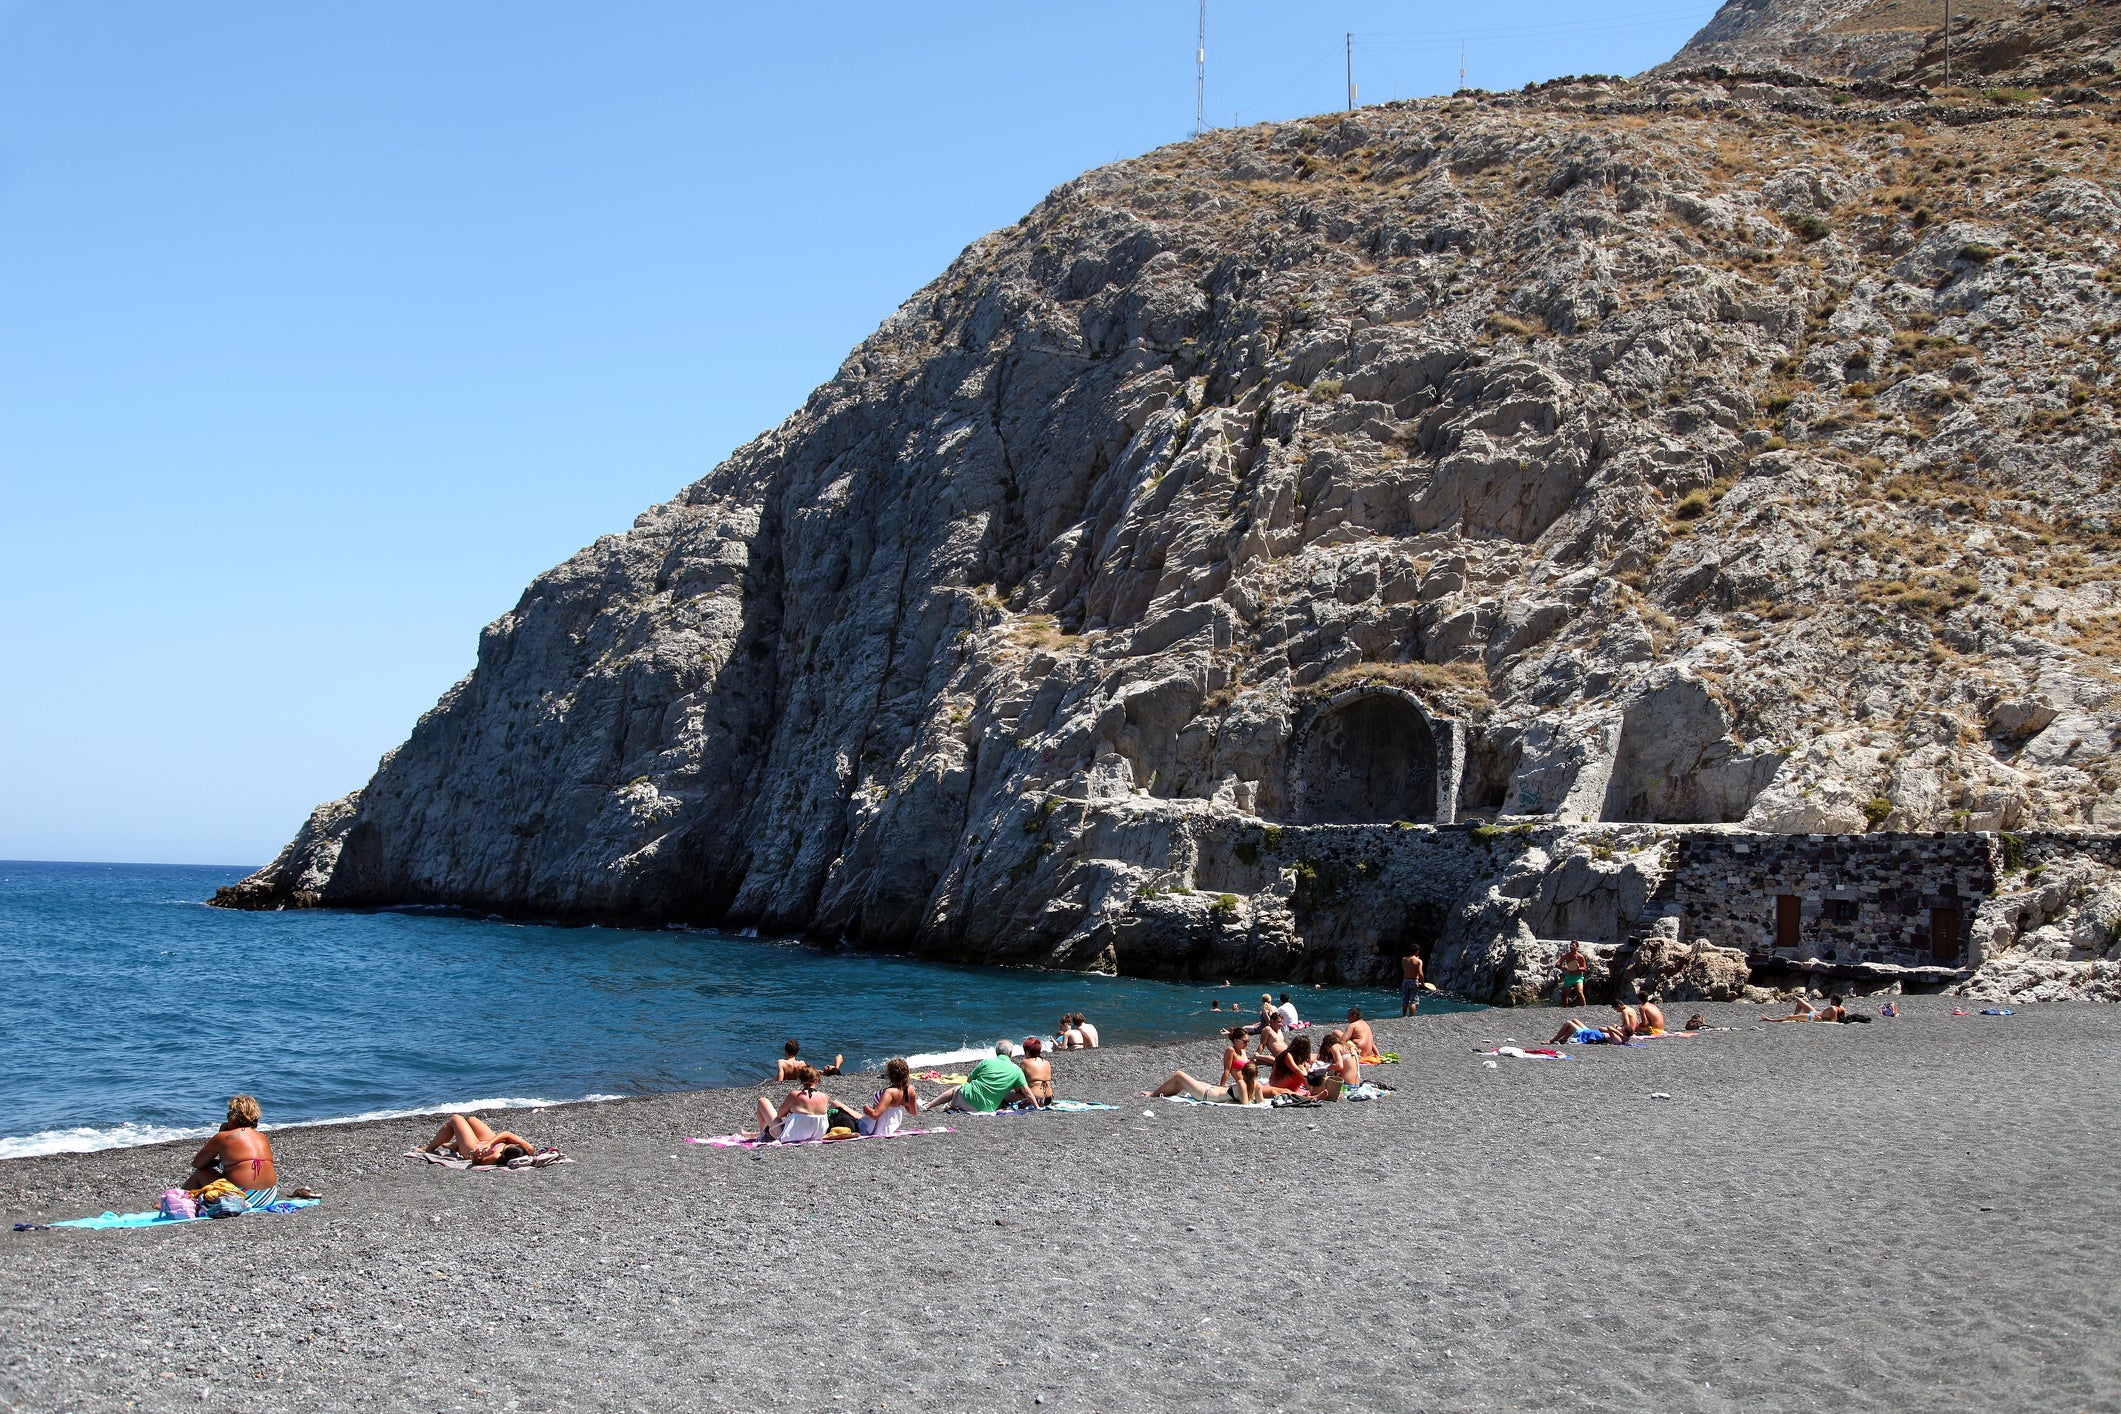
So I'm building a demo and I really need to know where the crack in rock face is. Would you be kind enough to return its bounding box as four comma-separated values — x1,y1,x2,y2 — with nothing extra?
218,12,2121,1000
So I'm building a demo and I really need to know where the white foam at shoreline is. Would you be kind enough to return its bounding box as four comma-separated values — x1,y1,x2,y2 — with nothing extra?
0,1093,627,1161
902,1042,1030,1068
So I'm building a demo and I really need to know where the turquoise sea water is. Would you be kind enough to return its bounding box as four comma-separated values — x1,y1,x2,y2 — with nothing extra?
0,860,1467,1157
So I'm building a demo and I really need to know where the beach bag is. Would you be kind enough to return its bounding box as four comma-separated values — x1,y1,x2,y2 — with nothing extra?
158,1189,198,1221
202,1190,251,1219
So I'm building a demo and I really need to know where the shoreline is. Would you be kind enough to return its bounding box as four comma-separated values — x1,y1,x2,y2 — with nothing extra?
6,997,2117,1411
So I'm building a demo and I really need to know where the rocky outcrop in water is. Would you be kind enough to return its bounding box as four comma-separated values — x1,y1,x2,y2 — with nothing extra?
219,18,2121,1000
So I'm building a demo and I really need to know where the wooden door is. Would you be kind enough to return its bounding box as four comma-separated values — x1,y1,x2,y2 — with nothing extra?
1775,894,1802,949
1930,906,1962,962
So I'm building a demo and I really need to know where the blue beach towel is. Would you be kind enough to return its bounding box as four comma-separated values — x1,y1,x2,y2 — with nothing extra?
45,1199,318,1230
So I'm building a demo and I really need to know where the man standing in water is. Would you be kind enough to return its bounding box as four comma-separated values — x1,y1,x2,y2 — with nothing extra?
1400,950,1427,1017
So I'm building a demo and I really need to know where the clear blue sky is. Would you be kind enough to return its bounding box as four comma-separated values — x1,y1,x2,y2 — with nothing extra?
0,1,1718,866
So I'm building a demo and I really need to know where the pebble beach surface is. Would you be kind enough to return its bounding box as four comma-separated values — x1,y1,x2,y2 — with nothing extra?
3,996,2117,1412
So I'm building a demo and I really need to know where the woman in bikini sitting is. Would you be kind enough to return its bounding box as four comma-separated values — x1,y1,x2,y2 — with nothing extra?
858,1057,921,1137
1144,1057,1265,1104
1217,1025,1253,1086
184,1095,280,1208
420,1113,540,1166
1262,1035,1315,1098
754,1064,833,1143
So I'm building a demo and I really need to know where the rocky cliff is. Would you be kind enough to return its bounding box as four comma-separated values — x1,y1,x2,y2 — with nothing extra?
219,21,2121,1001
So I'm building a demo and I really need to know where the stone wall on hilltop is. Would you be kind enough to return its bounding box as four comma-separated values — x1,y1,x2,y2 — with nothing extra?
218,62,2121,1000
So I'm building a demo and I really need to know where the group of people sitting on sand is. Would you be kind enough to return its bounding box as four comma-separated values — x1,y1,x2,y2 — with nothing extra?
1144,1006,1387,1105
753,1032,1069,1142
1545,997,1715,1046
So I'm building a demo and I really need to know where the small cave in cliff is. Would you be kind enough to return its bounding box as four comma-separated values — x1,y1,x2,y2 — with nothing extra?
1291,693,1439,825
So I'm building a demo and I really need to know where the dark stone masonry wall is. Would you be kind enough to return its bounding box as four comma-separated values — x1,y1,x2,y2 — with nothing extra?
1665,832,1998,968
1658,832,2121,973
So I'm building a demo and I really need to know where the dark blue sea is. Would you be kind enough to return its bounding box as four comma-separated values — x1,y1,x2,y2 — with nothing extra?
0,860,1465,1158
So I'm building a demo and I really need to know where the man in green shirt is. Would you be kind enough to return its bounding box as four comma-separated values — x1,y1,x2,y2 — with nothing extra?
928,1041,1041,1112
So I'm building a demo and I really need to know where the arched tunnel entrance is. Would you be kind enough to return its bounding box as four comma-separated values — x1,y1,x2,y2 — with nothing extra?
1291,690,1455,825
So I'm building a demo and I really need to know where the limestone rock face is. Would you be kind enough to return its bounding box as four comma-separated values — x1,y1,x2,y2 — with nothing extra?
221,49,2121,1000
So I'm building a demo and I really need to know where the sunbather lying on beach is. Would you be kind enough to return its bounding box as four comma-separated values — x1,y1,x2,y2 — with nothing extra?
1146,1058,1266,1104
1344,1008,1383,1062
925,1042,1043,1112
755,1065,834,1143
772,1038,842,1081
183,1095,279,1207
1761,997,1817,1022
420,1113,539,1166
858,1058,921,1137
1547,1018,1633,1046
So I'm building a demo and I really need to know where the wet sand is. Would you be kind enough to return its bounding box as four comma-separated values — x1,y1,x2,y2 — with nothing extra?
3,996,2118,1412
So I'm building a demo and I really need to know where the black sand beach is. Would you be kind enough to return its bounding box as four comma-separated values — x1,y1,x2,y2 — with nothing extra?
4,997,2118,1412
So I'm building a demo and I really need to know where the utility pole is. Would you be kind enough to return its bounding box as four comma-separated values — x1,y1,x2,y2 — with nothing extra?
1459,42,1467,93
1346,33,1355,113
1943,0,1952,88
1195,0,1207,136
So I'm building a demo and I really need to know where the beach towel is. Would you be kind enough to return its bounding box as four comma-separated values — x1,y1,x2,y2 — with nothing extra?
1981,1008,2015,1016
1160,1095,1272,1108
685,1126,954,1150
915,1071,970,1084
37,1198,319,1231
964,1099,1119,1116
405,1146,572,1171
1481,1046,1570,1060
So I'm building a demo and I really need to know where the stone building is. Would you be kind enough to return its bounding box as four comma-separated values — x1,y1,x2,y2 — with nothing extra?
1659,831,1995,972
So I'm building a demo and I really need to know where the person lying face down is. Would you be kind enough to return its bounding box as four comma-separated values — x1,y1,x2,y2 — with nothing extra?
421,1112,538,1166
754,1064,834,1142
185,1095,279,1205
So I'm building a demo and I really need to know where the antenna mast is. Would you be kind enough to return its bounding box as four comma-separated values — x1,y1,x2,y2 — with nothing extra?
1459,41,1467,92
1943,0,1952,88
1346,33,1355,113
1195,0,1207,135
